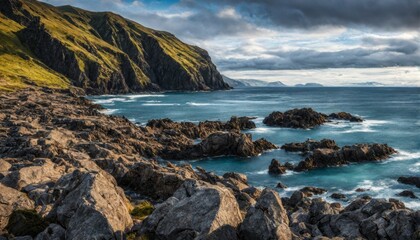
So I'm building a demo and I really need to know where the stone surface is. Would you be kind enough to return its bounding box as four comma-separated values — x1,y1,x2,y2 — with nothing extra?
239,189,292,240
263,108,327,129
139,180,243,239
48,170,133,239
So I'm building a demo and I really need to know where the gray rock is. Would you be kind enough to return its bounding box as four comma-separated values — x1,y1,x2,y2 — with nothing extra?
0,183,35,232
239,189,292,240
35,224,66,240
139,180,243,240
48,170,133,239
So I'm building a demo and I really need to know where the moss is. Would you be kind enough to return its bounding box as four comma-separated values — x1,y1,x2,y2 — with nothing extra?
6,209,49,237
130,201,154,220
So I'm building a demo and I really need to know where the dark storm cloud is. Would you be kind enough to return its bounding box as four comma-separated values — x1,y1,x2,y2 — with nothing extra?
208,0,420,30
217,39,420,70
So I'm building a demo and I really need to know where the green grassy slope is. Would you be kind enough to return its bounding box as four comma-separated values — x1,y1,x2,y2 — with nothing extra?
0,0,228,93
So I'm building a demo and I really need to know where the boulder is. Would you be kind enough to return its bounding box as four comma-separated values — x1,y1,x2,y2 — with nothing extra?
0,183,35,233
276,182,288,189
48,170,133,239
397,190,418,199
35,224,66,240
239,189,291,240
295,143,396,171
300,187,327,196
268,159,287,175
397,176,420,188
139,180,243,240
328,112,363,122
330,193,346,200
6,209,49,237
263,108,327,129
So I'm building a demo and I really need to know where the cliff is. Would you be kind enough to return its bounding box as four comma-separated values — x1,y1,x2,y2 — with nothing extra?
0,0,229,93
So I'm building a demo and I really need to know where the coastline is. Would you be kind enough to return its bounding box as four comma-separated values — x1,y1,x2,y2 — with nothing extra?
0,87,418,239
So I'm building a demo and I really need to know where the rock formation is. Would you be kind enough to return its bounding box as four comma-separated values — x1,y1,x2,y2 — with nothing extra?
263,108,363,129
0,0,229,93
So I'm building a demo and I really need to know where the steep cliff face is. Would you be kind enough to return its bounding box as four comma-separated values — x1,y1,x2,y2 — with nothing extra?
0,0,229,93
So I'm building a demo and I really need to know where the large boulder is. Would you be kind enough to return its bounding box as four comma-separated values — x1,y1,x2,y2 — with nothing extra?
263,108,327,129
48,170,133,239
398,176,420,188
139,180,243,240
0,183,35,233
239,189,292,240
268,159,287,175
295,144,396,171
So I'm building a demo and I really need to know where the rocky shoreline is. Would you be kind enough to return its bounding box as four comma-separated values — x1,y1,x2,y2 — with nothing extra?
0,88,419,239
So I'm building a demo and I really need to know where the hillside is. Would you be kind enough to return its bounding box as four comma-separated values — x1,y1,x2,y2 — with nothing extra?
0,0,229,93
222,75,287,88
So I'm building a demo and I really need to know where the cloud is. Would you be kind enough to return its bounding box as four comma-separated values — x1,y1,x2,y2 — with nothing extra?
212,0,420,30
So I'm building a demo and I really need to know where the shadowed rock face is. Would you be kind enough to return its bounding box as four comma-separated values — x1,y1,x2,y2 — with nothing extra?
0,0,229,94
281,139,339,153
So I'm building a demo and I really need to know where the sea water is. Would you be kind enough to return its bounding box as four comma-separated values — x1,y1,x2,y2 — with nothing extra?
90,87,420,209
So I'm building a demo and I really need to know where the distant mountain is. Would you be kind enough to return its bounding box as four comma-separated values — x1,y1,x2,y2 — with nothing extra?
222,75,287,88
350,82,386,87
295,83,324,87
0,0,228,93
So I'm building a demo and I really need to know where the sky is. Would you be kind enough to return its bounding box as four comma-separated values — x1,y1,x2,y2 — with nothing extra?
41,0,420,86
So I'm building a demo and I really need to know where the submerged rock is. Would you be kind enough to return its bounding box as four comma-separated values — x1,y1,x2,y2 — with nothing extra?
329,112,363,122
281,139,339,153
398,176,420,188
397,190,418,199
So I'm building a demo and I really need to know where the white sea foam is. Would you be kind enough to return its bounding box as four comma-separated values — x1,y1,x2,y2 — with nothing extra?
100,109,119,114
186,102,212,106
145,100,162,103
339,119,391,133
409,162,420,173
127,94,165,99
251,127,274,133
386,149,420,162
142,103,181,106
93,98,127,104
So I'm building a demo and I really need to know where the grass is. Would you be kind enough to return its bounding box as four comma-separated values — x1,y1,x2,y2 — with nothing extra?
130,201,154,220
1,0,214,91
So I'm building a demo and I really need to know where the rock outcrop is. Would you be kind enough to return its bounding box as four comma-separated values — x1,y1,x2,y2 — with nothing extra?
263,108,363,129
239,189,292,240
162,132,277,160
295,143,396,171
281,139,339,153
138,180,243,240
263,108,328,129
398,176,420,188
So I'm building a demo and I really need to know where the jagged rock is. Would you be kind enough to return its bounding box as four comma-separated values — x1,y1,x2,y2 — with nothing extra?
328,112,363,122
300,187,327,196
355,188,369,192
121,161,197,201
48,170,133,239
276,182,288,189
0,183,35,233
242,187,262,199
397,190,418,199
263,108,328,129
239,189,291,240
295,143,396,171
330,193,346,200
163,132,277,160
1,159,66,190
139,180,242,240
268,159,287,174
35,224,66,240
398,176,420,188
281,139,339,152
223,172,248,185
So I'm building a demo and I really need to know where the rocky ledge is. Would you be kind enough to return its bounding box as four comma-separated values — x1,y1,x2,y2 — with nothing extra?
263,108,363,129
271,139,396,173
0,88,418,239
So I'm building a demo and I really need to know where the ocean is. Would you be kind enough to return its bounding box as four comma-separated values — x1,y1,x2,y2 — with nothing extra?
90,87,420,209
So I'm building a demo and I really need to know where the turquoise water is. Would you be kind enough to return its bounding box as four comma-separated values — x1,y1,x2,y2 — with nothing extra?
90,87,420,209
